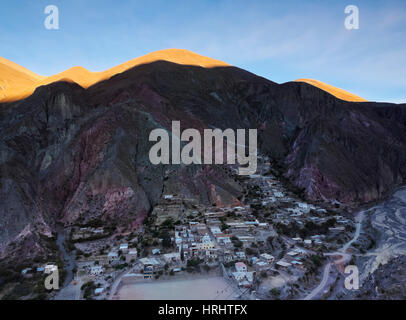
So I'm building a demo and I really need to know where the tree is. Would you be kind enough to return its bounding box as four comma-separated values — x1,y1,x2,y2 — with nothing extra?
180,247,185,262
270,288,280,297
161,230,172,248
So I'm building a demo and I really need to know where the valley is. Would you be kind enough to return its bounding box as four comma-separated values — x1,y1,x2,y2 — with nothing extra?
0,50,406,300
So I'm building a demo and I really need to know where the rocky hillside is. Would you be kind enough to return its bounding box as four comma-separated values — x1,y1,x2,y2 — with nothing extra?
1,60,406,265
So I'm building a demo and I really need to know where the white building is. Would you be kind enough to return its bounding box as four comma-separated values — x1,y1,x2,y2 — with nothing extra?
44,264,58,274
304,239,312,246
276,260,291,268
260,253,275,263
198,233,215,250
90,265,104,275
119,243,129,253
108,251,119,263
163,252,181,263
210,226,222,235
126,249,138,263
236,251,246,260
95,287,104,295
235,262,247,273
152,248,161,255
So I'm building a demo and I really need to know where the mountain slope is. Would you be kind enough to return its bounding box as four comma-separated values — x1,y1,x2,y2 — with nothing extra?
0,49,366,103
0,49,230,102
295,78,367,102
1,54,405,269
0,57,45,101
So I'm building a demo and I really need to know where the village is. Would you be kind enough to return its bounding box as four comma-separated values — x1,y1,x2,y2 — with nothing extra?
20,157,356,300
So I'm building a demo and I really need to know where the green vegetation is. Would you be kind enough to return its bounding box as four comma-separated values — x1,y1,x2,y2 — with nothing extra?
81,281,96,299
269,288,281,297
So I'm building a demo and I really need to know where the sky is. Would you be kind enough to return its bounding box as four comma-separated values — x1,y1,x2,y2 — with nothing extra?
0,0,405,103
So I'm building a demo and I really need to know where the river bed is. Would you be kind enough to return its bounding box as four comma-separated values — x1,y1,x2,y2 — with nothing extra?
358,187,406,281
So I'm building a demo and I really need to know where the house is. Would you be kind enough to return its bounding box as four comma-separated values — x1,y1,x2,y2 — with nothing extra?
152,248,161,255
235,262,247,273
304,239,312,246
293,248,308,256
143,265,154,279
276,260,292,268
297,202,313,213
222,251,234,263
260,253,275,263
94,287,104,295
227,222,250,232
232,272,246,281
210,226,222,235
204,211,226,218
245,272,254,283
205,249,219,259
215,233,232,246
108,251,119,264
198,241,215,250
119,243,129,253
126,249,138,263
198,233,215,250
163,252,181,263
236,251,246,260
273,191,284,198
93,228,104,234
244,220,259,226
90,265,104,275
329,227,345,233
236,235,255,243
201,233,212,243
21,268,33,275
44,264,58,274
255,261,269,270
233,271,254,287
139,258,161,268
196,224,209,235
287,251,299,257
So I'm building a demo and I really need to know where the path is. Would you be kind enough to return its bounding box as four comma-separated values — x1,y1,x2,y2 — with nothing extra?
303,211,365,300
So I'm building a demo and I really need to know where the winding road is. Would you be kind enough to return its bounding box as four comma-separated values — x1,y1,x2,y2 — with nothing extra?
303,211,365,300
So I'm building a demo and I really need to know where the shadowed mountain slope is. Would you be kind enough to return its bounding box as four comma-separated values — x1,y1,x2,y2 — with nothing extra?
0,59,405,266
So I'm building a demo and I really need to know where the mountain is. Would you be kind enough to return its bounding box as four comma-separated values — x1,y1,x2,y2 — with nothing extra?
0,57,45,101
1,50,406,268
0,49,230,102
295,78,367,102
1,49,365,103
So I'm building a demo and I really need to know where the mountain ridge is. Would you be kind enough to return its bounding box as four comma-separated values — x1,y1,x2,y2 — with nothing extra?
295,78,367,102
0,49,366,103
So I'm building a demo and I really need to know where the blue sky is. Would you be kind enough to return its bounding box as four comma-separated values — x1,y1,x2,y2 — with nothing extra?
0,0,405,102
